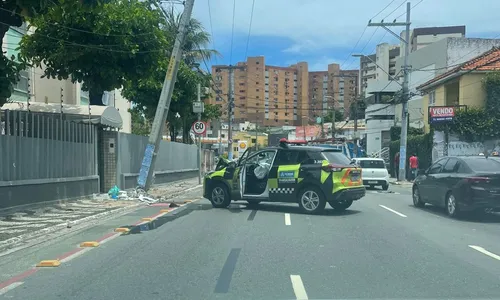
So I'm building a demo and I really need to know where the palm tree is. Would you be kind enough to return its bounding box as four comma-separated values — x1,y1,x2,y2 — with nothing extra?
160,5,220,66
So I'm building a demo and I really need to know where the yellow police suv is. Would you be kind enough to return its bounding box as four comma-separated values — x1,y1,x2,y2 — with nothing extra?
203,139,365,214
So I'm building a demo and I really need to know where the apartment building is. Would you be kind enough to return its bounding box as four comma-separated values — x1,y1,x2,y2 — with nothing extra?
359,43,400,98
307,65,358,119
211,57,358,127
409,25,466,52
211,57,309,127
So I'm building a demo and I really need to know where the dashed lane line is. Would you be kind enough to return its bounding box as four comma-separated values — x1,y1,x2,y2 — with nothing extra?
290,275,309,300
379,205,408,218
285,213,291,226
469,245,500,261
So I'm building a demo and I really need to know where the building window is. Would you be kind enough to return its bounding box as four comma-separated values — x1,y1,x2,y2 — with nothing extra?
81,90,90,105
429,90,436,106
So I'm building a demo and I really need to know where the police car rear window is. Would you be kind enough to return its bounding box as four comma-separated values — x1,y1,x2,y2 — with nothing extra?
321,151,351,165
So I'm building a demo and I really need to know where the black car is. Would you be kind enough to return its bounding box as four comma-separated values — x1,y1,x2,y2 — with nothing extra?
412,156,500,217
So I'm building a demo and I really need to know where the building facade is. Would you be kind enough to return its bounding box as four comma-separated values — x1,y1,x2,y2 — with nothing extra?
2,26,132,133
210,57,358,127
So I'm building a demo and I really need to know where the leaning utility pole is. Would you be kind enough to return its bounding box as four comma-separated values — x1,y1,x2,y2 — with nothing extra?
368,2,411,182
227,66,235,160
137,0,195,191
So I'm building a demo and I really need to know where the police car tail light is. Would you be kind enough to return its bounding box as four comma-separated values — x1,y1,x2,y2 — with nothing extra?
322,164,344,172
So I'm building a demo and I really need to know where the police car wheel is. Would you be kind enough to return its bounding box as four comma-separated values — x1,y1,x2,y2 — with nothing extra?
298,186,326,214
210,183,231,208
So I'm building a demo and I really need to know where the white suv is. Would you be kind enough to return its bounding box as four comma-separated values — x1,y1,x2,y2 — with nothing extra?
352,158,390,190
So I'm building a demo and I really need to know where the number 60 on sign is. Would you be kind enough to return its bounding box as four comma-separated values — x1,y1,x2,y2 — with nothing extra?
192,121,207,135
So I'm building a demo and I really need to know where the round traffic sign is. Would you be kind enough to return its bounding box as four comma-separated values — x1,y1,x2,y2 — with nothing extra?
192,121,207,135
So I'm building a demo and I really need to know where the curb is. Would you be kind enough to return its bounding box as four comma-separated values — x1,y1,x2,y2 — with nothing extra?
117,197,205,235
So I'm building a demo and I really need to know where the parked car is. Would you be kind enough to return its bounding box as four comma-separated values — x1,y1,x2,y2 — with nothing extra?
412,156,500,218
352,157,390,190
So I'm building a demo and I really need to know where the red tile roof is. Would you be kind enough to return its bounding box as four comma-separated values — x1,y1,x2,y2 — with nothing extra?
417,47,500,91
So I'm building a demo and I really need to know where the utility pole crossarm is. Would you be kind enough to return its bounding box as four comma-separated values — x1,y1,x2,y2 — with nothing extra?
368,22,409,26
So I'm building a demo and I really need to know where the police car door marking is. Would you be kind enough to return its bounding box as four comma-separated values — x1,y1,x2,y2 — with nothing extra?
278,171,296,183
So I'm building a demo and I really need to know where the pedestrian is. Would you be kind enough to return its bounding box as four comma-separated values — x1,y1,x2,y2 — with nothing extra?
394,152,400,179
409,153,419,181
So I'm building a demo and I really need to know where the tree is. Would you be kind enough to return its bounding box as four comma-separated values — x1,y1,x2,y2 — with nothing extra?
323,110,344,123
0,0,52,105
161,7,219,66
130,107,151,136
122,10,220,143
19,0,168,105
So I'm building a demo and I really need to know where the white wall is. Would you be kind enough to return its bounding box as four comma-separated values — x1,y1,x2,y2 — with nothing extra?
365,104,395,155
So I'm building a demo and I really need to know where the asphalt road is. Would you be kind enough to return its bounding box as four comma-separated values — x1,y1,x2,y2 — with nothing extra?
2,185,500,300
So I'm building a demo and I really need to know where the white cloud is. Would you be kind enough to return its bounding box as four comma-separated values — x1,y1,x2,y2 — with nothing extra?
193,0,500,55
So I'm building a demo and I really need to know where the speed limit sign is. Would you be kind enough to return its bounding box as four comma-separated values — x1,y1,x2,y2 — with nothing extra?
192,121,207,135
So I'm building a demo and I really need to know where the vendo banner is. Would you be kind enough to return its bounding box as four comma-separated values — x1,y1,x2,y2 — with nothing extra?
428,106,456,124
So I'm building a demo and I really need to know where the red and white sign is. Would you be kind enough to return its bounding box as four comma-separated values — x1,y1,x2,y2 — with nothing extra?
429,106,455,118
192,121,207,135
428,106,456,124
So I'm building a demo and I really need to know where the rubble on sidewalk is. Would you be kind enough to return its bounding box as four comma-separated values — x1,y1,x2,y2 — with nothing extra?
97,178,201,205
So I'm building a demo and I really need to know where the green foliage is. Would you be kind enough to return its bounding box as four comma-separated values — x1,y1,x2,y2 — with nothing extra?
0,0,54,104
0,55,25,105
323,110,344,123
160,7,220,65
19,0,168,105
129,107,151,136
202,103,222,121
389,132,433,175
483,72,500,114
390,126,424,141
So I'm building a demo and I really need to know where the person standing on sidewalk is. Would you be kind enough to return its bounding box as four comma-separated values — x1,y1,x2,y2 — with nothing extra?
394,152,400,179
409,153,419,181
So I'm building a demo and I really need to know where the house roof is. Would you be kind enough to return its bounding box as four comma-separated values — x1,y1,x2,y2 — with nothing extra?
417,47,500,91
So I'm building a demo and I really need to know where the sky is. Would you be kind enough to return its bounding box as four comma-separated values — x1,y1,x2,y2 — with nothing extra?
180,0,500,72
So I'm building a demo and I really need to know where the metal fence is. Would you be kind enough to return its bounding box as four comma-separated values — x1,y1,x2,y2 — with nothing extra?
117,132,199,189
0,109,97,182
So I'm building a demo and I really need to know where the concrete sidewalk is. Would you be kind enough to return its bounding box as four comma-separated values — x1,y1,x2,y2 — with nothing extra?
0,178,201,252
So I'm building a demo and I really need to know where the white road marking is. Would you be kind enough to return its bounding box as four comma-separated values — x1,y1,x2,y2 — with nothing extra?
285,213,291,226
290,275,308,300
0,281,23,295
469,245,500,261
379,205,407,218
